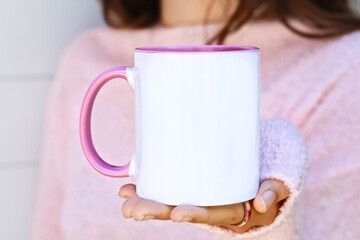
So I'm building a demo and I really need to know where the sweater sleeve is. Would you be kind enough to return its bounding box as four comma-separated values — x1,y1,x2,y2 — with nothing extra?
32,39,78,240
32,79,66,239
189,117,308,240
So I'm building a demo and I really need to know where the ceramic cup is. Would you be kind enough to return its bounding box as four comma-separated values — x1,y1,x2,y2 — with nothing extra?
79,45,260,206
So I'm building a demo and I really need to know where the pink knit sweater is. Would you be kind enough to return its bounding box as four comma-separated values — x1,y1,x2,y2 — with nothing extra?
33,20,360,240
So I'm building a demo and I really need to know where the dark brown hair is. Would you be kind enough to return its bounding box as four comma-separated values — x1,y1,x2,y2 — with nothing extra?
101,0,360,44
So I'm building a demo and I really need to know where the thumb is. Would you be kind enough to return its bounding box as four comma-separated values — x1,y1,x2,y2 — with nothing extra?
253,179,290,213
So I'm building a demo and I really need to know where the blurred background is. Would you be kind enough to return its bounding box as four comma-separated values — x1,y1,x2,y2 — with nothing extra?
0,1,103,239
0,0,359,239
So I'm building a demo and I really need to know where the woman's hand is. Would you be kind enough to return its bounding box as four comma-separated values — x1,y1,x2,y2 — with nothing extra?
119,179,289,233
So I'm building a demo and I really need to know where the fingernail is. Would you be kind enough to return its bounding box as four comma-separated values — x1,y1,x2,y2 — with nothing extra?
261,190,276,213
141,215,155,221
124,210,133,219
137,215,144,221
176,216,192,222
118,190,126,198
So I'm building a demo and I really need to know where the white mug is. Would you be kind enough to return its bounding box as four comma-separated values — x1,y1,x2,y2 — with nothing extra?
80,45,260,206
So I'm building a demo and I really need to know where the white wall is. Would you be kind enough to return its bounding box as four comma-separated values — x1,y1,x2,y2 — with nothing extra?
351,0,360,12
0,1,103,239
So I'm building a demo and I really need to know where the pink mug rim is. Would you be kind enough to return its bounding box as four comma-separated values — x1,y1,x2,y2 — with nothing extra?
135,45,260,54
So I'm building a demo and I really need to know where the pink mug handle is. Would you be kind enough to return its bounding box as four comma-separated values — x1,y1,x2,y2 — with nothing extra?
79,67,134,177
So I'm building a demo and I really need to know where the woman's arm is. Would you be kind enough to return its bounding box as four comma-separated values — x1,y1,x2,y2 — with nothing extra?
32,39,78,240
119,117,308,239
32,80,67,240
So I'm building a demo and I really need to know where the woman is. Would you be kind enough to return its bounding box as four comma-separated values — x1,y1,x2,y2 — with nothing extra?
33,0,360,239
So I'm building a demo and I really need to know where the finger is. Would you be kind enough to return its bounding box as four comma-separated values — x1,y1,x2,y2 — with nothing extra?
225,201,280,233
121,195,143,218
131,199,175,221
119,184,137,198
248,201,279,226
170,203,245,225
253,179,290,213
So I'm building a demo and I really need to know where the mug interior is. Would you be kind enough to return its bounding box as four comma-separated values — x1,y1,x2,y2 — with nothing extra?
135,45,259,53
